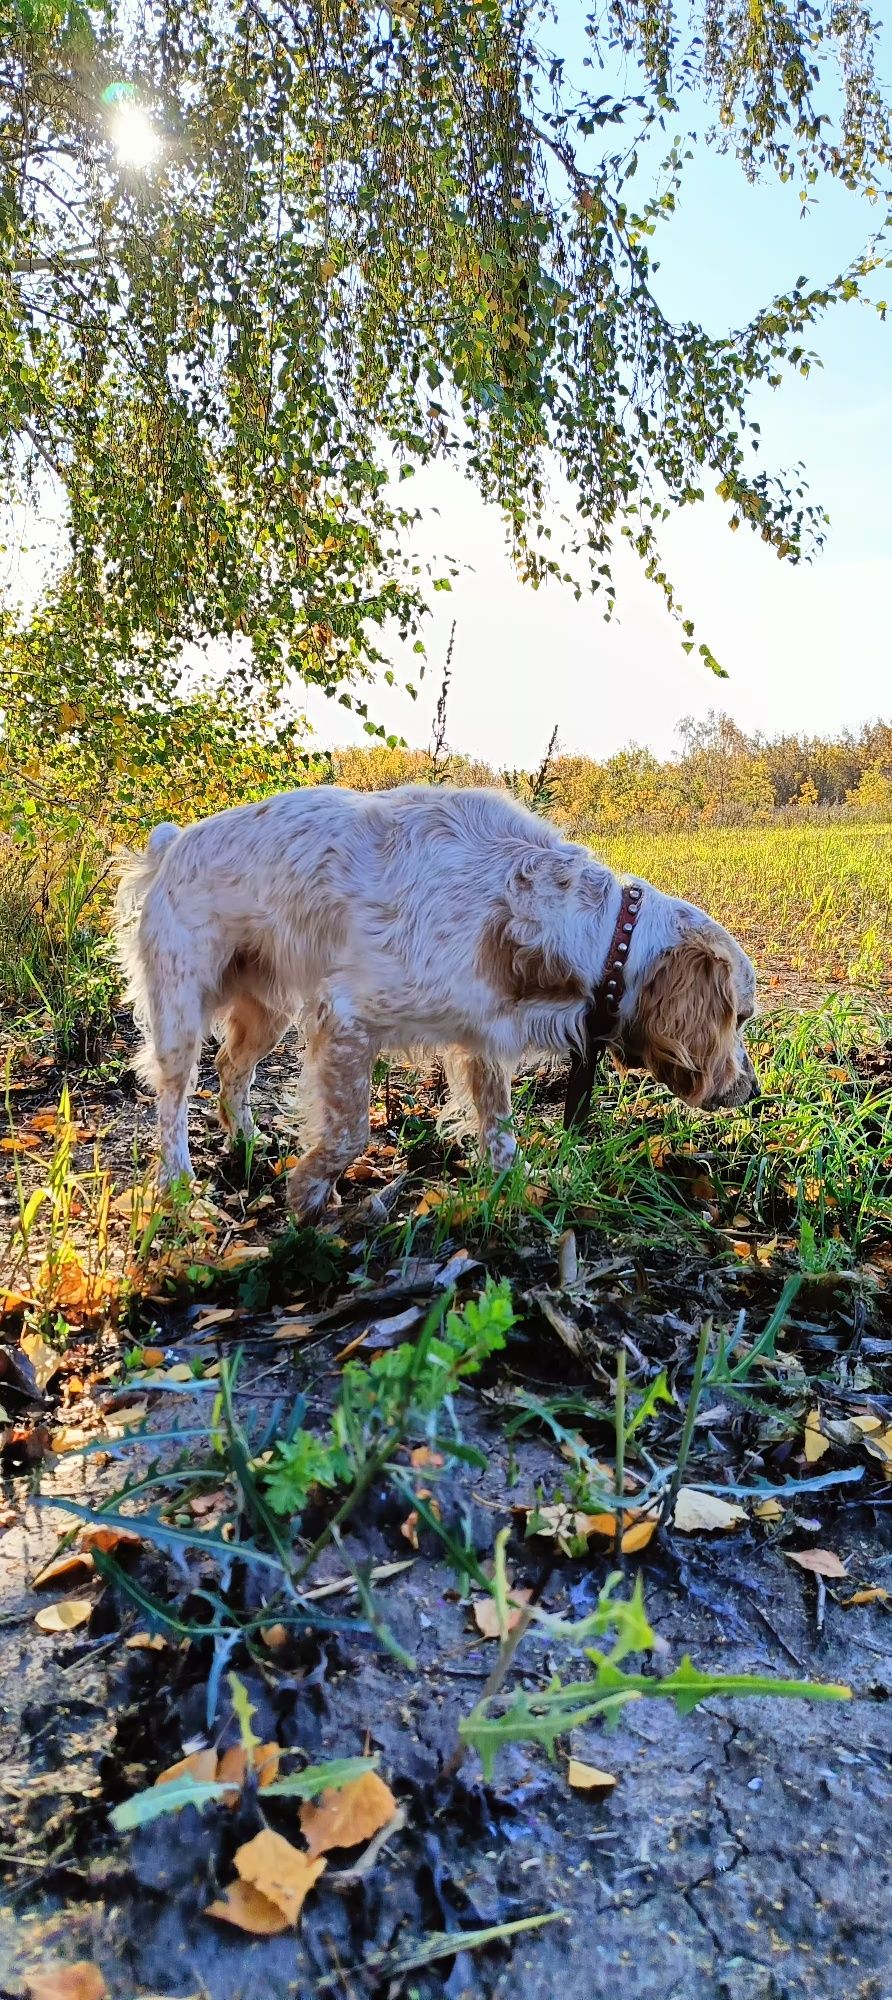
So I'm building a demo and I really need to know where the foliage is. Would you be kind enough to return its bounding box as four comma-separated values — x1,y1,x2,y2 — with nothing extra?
1,0,890,771
460,1565,850,1777
262,1277,516,1514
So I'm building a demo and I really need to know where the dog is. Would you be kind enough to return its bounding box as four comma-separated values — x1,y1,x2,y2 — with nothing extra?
116,784,758,1218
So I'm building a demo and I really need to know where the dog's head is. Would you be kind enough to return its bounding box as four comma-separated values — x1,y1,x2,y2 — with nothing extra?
621,921,758,1111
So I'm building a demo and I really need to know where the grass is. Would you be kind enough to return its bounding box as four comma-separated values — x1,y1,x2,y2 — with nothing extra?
596,824,892,988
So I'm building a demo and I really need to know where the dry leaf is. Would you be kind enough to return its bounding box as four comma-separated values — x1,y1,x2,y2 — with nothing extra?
20,1330,60,1391
0,1289,33,1317
234,1828,325,1923
567,1759,617,1793
851,1411,884,1436
754,1498,784,1524
472,1589,533,1639
804,1410,830,1464
32,1550,95,1591
124,1631,168,1651
217,1741,280,1801
785,1548,849,1579
26,1963,108,2000
409,1446,444,1469
673,1489,746,1534
34,1598,94,1632
205,1880,290,1935
0,1133,41,1151
260,1623,289,1650
621,1516,657,1554
79,1524,140,1556
300,1772,398,1857
156,1749,218,1787
843,1586,890,1606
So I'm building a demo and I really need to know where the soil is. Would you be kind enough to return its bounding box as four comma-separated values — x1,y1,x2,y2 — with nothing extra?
1,1033,892,2000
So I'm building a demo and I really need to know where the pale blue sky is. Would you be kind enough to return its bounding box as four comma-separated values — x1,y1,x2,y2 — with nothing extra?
305,10,892,764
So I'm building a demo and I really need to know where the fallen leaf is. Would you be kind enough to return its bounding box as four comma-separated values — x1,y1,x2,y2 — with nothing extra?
0,1133,41,1151
25,1963,108,2000
260,1623,289,1650
843,1586,890,1606
79,1524,140,1556
205,1880,290,1935
400,1510,419,1548
124,1631,168,1651
673,1489,747,1534
472,1589,533,1639
34,1598,94,1632
32,1550,95,1591
621,1516,657,1554
193,1306,240,1331
851,1411,884,1436
409,1446,444,1469
785,1548,849,1579
804,1410,831,1464
156,1749,218,1787
567,1759,617,1793
20,1330,60,1392
754,1498,784,1524
233,1827,325,1923
217,1741,280,1800
0,1289,33,1317
300,1772,398,1857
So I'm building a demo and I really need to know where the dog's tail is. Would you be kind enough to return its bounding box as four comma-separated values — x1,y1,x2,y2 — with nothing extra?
114,822,182,1031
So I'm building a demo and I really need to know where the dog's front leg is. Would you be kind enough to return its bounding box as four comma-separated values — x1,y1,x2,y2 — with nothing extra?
447,1050,517,1173
288,1013,376,1222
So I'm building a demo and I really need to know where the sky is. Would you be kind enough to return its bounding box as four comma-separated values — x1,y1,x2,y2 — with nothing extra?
303,12,892,767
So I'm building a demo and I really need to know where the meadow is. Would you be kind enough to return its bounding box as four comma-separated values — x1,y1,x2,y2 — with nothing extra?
1,795,891,1998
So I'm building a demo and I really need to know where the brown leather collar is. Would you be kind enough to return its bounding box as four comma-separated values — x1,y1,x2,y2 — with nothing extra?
564,881,644,1130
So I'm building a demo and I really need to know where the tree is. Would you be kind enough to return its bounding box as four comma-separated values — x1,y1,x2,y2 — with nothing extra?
1,0,889,767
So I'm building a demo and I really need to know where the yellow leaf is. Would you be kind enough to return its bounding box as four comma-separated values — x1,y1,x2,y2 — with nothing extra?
205,1879,290,1935
34,1598,94,1632
124,1632,168,1651
25,1963,107,2000
673,1489,746,1534
20,1331,60,1391
300,1772,398,1857
754,1499,784,1524
843,1586,890,1607
233,1828,325,1923
851,1411,884,1436
804,1410,830,1463
621,1516,657,1554
260,1623,289,1650
786,1548,848,1579
472,1588,533,1639
567,1759,617,1793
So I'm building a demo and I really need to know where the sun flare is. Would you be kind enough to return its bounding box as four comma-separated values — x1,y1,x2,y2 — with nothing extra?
111,103,161,170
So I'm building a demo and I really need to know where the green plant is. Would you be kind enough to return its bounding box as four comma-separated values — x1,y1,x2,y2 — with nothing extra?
460,1552,850,1778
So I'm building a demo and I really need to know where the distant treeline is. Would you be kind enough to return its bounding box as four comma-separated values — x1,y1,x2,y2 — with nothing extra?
329,713,892,832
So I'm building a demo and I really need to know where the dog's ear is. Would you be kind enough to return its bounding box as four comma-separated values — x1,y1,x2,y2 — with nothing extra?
634,932,737,1106
506,847,584,903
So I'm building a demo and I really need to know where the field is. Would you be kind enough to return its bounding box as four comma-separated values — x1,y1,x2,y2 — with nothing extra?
1,815,892,2000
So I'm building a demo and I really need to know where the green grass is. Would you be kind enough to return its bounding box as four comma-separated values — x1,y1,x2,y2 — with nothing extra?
595,824,892,988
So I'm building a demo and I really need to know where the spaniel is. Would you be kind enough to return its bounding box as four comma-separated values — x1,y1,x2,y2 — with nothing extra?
116,784,758,1218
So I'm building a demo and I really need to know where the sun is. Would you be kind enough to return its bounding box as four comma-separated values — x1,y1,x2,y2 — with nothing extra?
111,103,161,171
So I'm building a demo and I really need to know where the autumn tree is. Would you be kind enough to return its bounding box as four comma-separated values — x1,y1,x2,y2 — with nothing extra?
1,0,889,788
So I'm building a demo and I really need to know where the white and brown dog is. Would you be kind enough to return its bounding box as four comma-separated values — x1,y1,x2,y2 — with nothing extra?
117,785,758,1218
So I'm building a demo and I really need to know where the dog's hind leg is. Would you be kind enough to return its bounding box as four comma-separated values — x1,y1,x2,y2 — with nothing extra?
141,971,204,1184
444,1050,516,1171
216,995,291,1141
287,1011,375,1222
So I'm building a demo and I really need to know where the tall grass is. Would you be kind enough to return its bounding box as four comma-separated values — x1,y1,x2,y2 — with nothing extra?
596,825,892,987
